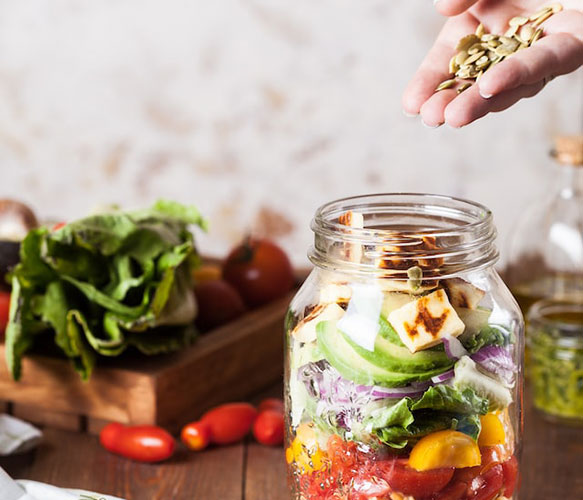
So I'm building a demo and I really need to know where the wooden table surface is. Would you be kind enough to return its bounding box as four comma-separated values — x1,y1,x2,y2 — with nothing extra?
1,384,582,500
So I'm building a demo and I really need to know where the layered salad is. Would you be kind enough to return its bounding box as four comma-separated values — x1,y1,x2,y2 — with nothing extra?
285,212,519,500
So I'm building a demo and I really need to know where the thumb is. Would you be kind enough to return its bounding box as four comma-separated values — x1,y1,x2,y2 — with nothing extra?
434,0,480,16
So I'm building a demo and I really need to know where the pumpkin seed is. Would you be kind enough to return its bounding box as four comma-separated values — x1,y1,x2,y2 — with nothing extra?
532,11,553,26
456,34,480,51
531,28,543,43
509,16,529,26
475,23,486,38
530,7,552,21
457,82,472,94
436,79,457,91
464,51,485,65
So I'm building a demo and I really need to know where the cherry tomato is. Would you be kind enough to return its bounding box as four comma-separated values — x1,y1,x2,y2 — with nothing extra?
253,410,284,446
223,238,294,308
468,462,504,500
52,222,67,231
99,423,175,463
258,398,284,414
377,459,454,498
201,402,258,445
194,279,246,332
181,421,212,451
0,291,10,335
433,481,468,500
502,455,519,497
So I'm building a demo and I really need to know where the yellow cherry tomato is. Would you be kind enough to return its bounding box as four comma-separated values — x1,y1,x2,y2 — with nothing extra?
478,413,506,447
286,423,326,474
409,430,481,471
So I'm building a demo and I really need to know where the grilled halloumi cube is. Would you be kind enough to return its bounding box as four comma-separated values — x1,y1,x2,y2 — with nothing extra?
291,302,345,343
319,282,352,306
388,289,465,353
445,278,486,309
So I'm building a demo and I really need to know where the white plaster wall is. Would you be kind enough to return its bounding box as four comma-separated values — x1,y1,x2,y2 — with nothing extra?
0,0,581,266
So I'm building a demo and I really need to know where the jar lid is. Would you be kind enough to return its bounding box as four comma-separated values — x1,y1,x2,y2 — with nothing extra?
552,135,583,166
528,299,583,349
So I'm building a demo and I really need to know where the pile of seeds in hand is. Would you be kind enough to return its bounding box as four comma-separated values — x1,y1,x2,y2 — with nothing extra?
436,3,563,94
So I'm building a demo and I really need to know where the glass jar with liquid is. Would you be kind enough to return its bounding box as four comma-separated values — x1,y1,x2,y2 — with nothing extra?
506,135,583,313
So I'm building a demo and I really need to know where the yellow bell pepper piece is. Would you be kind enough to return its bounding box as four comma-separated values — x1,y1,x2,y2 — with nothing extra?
409,430,481,471
478,413,506,446
285,423,326,473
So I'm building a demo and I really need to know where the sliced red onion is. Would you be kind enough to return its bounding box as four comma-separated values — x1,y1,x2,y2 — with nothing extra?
431,369,455,384
370,385,427,399
471,345,515,386
442,335,469,360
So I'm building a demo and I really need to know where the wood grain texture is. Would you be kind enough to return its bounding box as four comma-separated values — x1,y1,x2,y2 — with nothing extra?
244,442,288,500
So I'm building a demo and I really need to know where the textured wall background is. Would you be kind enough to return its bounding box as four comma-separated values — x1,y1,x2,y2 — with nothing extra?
0,0,581,266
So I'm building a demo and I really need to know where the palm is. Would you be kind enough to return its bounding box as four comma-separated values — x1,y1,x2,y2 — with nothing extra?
402,0,583,127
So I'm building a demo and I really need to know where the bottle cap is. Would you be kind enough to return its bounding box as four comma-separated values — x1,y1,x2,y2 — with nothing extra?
552,135,583,166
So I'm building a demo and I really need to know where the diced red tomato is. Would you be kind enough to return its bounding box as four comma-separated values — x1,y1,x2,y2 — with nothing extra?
502,455,519,497
468,462,504,500
433,480,468,500
0,291,10,336
376,459,454,498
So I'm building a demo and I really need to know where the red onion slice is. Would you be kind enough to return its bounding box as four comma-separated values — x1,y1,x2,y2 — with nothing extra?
431,369,455,384
442,335,469,360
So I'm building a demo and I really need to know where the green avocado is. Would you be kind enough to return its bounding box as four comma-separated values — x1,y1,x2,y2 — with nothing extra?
316,320,453,388
347,317,454,373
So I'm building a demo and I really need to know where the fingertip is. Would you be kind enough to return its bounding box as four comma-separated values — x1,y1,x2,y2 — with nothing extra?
444,101,472,128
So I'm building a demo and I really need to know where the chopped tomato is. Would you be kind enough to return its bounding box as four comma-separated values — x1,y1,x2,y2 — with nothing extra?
0,291,10,336
433,481,468,500
468,462,504,500
502,455,519,497
376,459,454,498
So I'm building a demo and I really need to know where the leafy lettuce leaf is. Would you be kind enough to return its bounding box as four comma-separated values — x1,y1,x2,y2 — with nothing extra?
5,200,206,380
462,325,511,353
367,385,488,449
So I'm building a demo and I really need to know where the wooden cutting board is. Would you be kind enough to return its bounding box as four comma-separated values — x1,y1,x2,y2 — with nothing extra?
0,291,295,434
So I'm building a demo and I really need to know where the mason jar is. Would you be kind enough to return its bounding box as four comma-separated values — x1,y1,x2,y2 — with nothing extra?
284,194,523,500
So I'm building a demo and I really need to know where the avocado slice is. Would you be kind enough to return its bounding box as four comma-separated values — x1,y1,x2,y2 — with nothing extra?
316,320,453,388
347,318,454,373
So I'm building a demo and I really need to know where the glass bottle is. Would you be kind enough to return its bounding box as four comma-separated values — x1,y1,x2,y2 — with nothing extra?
506,135,583,313
284,194,524,500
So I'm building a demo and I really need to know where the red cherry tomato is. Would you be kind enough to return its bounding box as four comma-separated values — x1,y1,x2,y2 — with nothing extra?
433,480,468,500
194,279,246,332
201,402,258,445
99,423,175,463
502,455,519,497
258,398,284,414
223,238,294,308
0,291,10,335
181,421,212,451
469,462,504,500
376,459,454,498
52,222,67,231
253,410,284,446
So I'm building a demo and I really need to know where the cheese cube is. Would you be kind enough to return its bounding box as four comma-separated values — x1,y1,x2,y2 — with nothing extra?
292,302,345,343
388,289,465,353
445,278,486,309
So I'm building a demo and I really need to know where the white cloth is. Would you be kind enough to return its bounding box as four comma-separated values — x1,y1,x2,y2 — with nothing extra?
0,415,42,456
0,415,124,500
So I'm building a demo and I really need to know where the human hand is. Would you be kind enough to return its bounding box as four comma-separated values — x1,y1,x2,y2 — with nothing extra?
402,1,583,127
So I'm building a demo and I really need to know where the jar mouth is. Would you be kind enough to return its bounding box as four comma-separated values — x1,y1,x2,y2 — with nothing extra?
309,193,498,279
528,299,583,331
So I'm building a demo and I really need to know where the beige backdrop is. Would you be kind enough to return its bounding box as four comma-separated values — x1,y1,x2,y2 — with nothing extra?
0,0,581,265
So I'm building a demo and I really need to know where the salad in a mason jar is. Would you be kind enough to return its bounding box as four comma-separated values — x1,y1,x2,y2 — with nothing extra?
285,210,520,500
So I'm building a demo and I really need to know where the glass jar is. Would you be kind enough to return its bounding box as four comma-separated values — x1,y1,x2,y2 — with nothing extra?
506,135,583,314
284,194,524,500
527,299,583,424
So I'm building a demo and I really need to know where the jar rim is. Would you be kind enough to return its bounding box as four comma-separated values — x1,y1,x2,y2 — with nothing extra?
313,193,494,241
309,193,499,278
528,299,583,331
